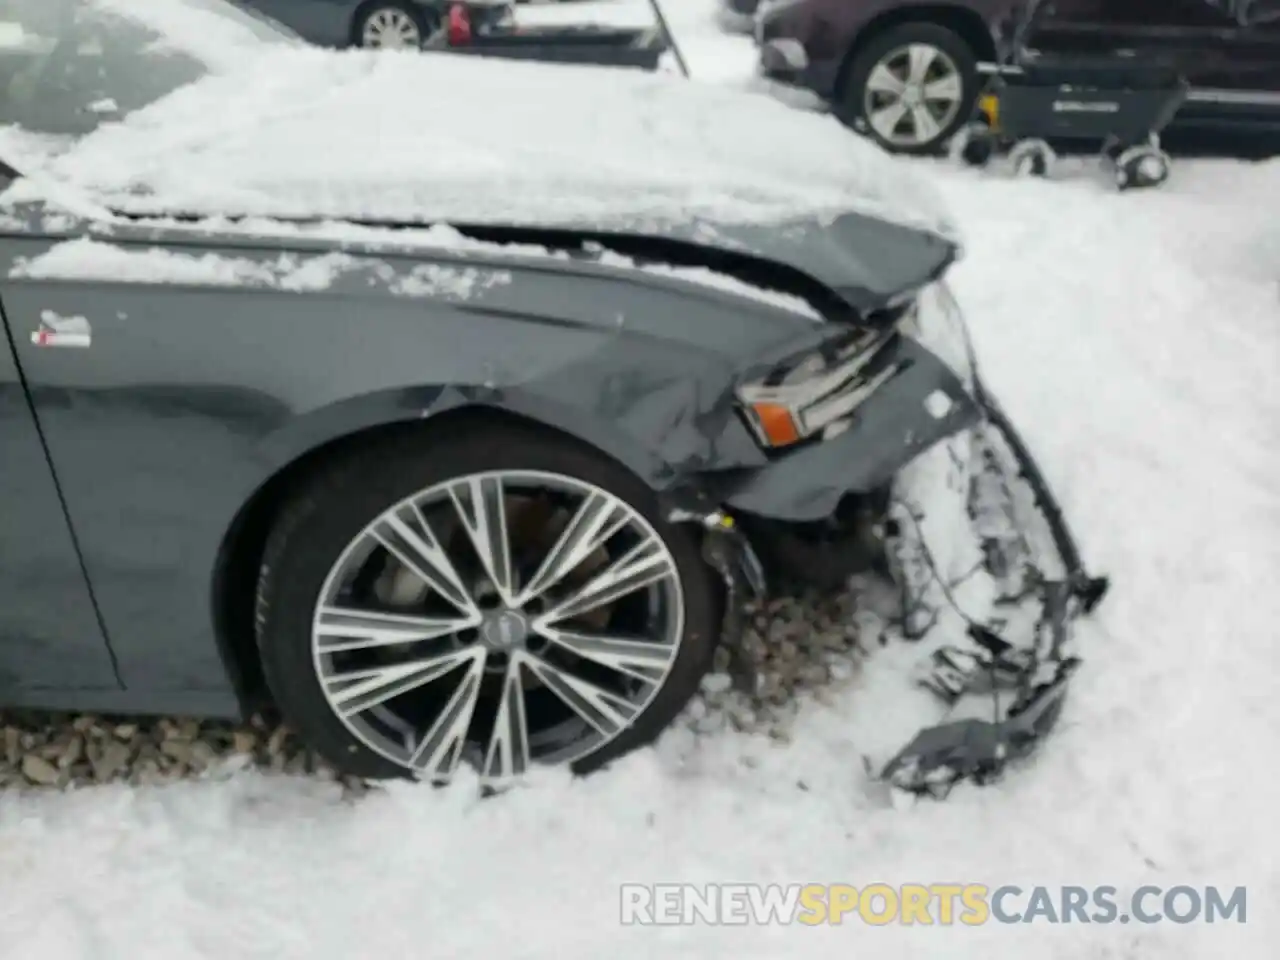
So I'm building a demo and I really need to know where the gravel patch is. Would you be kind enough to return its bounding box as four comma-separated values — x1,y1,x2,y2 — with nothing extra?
689,582,891,741
0,710,364,793
0,584,886,791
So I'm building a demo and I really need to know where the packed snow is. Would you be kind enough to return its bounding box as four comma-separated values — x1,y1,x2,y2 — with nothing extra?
9,236,520,299
1,2,1278,959
12,238,364,291
11,232,821,319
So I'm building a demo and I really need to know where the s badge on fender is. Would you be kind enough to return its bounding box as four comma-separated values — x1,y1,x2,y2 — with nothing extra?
31,310,92,348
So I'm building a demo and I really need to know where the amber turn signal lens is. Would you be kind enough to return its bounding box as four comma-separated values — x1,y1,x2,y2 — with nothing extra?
748,402,802,447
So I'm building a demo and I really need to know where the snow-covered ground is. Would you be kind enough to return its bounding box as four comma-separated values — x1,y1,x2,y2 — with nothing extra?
2,2,1278,958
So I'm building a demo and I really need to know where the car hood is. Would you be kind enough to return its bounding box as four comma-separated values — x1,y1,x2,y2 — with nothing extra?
7,47,959,307
595,211,958,311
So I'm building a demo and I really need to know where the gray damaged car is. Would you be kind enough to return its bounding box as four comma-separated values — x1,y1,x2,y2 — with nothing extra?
0,0,1106,795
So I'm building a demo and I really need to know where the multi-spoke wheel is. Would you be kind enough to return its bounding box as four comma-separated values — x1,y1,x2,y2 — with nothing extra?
839,23,979,156
255,424,720,787
354,3,434,50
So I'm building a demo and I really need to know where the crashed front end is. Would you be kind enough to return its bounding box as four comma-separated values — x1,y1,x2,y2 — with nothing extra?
687,276,1109,797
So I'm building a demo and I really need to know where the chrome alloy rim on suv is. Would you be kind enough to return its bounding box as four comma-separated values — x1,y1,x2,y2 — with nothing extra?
862,42,965,148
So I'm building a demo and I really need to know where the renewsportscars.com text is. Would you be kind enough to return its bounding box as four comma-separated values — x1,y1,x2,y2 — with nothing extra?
619,883,1248,926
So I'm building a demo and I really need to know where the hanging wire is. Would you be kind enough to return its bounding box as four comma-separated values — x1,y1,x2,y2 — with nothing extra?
645,0,691,78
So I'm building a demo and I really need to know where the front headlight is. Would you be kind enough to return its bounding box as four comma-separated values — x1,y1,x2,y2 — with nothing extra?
735,281,978,449
735,311,906,449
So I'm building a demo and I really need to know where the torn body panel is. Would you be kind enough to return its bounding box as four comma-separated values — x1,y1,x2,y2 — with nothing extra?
878,394,1110,795
662,271,1108,796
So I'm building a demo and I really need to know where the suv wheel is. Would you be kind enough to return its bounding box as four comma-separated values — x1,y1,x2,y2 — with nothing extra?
839,23,979,155
255,424,720,787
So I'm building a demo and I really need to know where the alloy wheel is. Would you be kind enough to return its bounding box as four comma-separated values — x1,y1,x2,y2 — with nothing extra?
862,42,964,149
361,7,423,49
311,470,686,787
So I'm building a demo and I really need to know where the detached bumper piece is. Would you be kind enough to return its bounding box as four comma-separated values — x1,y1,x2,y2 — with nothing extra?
881,580,1101,797
880,392,1110,797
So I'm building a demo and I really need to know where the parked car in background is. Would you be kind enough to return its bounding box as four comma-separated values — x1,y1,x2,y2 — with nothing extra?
752,0,1280,155
438,10,669,70
238,0,513,49
237,0,666,68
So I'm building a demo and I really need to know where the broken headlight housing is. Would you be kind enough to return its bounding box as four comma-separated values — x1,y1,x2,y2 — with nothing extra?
736,302,908,449
904,279,977,394
736,280,976,449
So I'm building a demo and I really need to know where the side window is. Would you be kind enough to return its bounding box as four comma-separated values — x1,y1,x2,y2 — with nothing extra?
0,1,204,137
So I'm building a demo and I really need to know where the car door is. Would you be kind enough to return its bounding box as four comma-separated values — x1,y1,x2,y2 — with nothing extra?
0,214,285,705
0,209,121,695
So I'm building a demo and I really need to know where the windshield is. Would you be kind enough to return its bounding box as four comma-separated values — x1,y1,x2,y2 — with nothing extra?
0,0,297,138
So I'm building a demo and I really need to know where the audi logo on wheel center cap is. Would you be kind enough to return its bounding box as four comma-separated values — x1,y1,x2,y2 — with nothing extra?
480,610,530,651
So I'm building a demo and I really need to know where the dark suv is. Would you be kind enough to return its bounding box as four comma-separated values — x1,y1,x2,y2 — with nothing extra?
748,0,1280,154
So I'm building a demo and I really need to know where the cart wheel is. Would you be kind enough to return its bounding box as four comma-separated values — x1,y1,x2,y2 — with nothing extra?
950,122,996,168
1115,145,1171,190
1014,152,1047,177
1009,138,1054,178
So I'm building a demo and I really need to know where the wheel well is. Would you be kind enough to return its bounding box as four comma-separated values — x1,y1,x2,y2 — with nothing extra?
210,405,599,714
835,5,998,97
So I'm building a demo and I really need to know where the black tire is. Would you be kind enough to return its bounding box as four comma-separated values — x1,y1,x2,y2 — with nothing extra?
254,422,722,782
957,124,996,167
352,2,435,49
838,22,980,156
1117,150,1170,191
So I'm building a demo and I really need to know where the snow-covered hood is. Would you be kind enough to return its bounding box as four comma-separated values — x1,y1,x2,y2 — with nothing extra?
9,47,960,304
